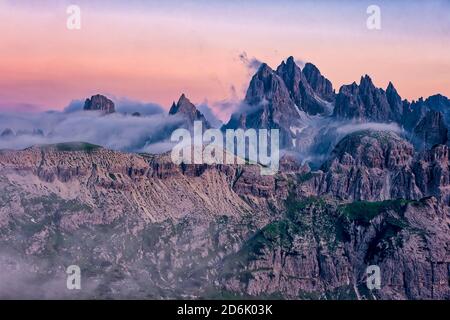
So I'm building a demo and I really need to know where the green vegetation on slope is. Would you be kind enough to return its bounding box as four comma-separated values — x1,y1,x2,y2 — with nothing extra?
54,142,101,152
340,199,415,224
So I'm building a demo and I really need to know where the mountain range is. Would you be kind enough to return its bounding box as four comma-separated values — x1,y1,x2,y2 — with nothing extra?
0,57,449,299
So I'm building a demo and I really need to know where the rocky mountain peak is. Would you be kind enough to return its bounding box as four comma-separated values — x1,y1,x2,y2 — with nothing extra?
169,94,211,128
359,74,376,91
425,94,450,107
256,62,273,76
83,94,115,114
334,75,403,122
302,62,335,102
275,57,332,115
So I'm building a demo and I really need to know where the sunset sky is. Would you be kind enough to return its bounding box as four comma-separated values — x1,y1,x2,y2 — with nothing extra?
1,0,449,120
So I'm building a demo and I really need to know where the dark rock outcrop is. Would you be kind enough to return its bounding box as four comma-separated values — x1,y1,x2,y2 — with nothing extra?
302,62,335,102
83,94,115,114
320,130,419,201
224,63,301,148
333,76,402,122
413,144,450,204
413,110,448,148
276,57,332,115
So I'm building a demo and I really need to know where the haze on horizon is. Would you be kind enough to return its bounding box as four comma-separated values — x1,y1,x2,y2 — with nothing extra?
0,0,449,121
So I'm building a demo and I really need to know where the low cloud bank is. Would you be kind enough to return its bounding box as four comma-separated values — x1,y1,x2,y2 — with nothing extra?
336,122,402,135
0,110,182,152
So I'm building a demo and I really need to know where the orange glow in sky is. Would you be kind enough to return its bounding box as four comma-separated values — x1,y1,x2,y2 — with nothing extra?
0,1,449,120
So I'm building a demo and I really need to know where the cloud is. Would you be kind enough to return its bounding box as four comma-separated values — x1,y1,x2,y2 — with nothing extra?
238,52,262,73
0,111,183,152
0,102,44,113
64,100,84,113
115,98,164,115
197,103,223,128
336,122,402,135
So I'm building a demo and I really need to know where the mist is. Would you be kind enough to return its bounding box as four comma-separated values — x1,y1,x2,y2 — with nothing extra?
0,110,183,152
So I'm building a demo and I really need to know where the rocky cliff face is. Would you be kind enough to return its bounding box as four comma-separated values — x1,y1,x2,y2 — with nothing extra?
413,110,448,148
276,57,333,115
302,62,335,103
317,130,450,204
83,94,115,114
0,139,448,299
333,76,403,122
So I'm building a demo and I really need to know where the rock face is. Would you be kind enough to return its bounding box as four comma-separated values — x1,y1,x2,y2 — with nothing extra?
302,62,335,103
224,63,301,148
224,58,335,148
318,130,450,204
319,130,419,201
413,111,449,148
425,94,450,123
0,140,449,299
414,144,450,205
276,57,333,115
83,94,115,114
169,94,211,129
221,196,450,300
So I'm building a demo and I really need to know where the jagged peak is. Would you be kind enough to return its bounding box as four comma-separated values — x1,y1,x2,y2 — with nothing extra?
169,93,197,114
360,74,374,85
256,62,274,75
169,94,211,128
277,56,301,72
285,56,296,65
303,62,319,73
386,81,396,92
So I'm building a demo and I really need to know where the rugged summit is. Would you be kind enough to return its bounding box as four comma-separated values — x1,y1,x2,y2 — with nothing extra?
276,57,333,115
224,58,335,148
83,94,115,114
302,62,335,102
169,94,211,128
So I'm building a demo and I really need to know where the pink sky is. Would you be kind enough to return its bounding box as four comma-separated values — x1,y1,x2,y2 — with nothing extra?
0,1,449,120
